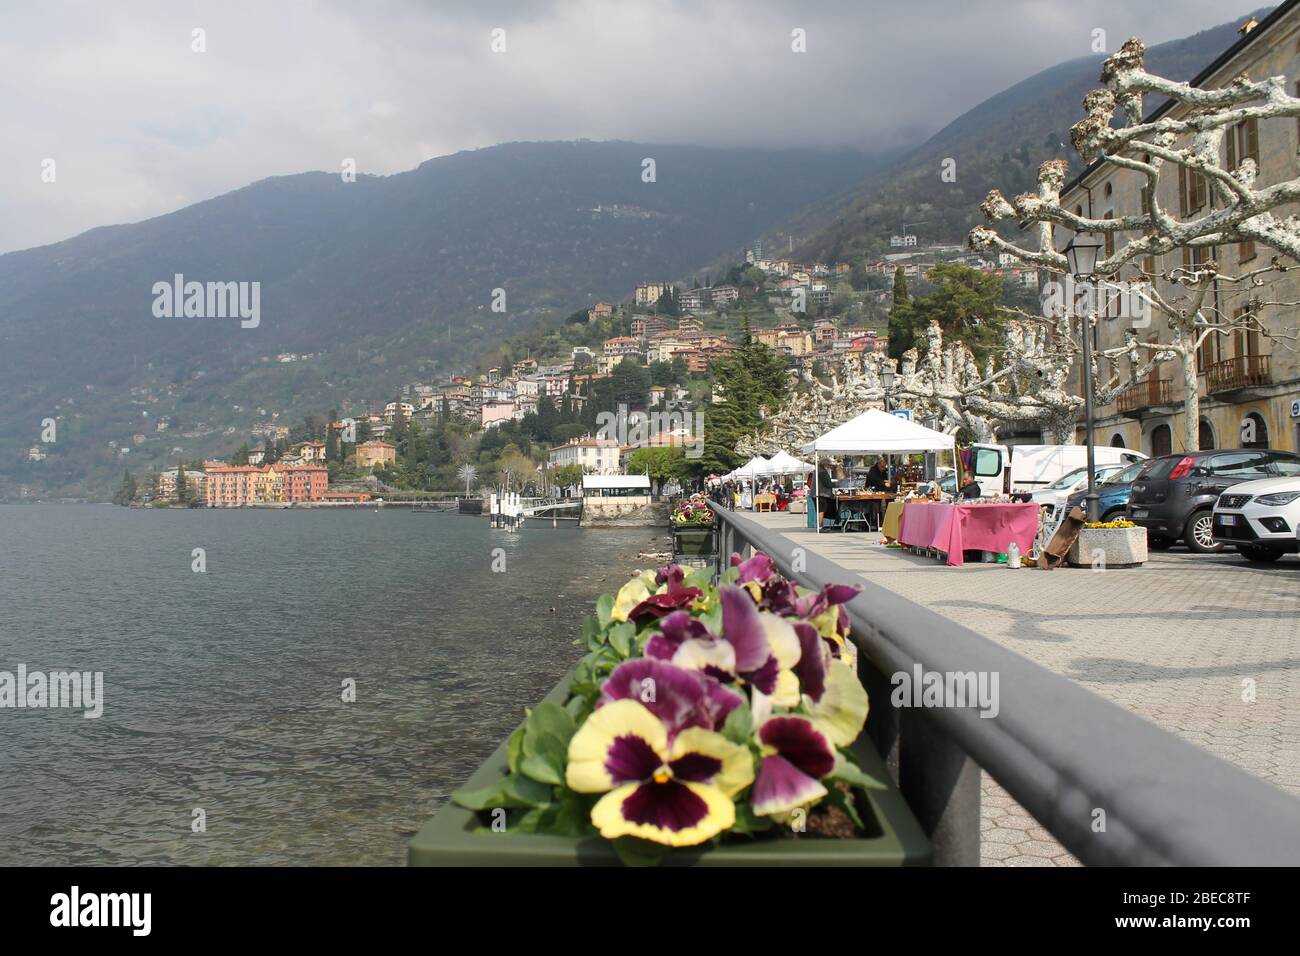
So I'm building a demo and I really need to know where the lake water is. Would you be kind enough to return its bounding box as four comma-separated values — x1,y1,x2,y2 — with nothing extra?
0,505,660,865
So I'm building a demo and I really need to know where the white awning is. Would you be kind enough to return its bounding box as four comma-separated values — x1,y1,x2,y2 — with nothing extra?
765,450,813,474
582,474,651,489
801,409,954,456
731,456,770,479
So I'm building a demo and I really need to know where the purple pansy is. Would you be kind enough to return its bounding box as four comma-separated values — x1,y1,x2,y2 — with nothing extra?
751,715,837,818
600,658,741,738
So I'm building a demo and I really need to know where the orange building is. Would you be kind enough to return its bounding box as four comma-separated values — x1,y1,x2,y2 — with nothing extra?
354,440,396,469
205,465,261,507
282,464,329,502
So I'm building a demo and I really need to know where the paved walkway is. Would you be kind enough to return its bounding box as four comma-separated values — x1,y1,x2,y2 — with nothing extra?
747,511,1300,866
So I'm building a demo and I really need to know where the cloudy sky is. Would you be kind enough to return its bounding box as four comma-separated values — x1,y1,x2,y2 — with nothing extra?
2,0,1259,254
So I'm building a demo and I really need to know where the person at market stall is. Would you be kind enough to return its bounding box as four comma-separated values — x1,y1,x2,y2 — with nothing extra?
864,457,892,492
859,457,893,529
816,463,838,528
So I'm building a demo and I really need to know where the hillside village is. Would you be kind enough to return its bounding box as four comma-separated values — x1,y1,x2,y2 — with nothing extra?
123,241,1039,506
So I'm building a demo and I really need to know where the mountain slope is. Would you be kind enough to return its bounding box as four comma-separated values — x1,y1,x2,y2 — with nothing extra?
780,12,1268,262
0,141,875,497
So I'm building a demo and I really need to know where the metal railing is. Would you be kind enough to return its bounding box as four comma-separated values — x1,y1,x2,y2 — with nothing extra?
1207,354,1271,392
1116,377,1173,414
709,502,1300,866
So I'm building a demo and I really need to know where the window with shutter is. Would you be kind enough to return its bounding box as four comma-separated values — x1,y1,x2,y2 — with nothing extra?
1240,239,1256,262
1227,118,1260,171
1181,167,1207,214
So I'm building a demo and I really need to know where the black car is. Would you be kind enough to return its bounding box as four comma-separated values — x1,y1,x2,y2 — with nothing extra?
1126,448,1300,552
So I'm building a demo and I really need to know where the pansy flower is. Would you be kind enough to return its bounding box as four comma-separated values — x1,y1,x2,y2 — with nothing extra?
626,587,703,625
719,585,802,704
750,715,836,819
600,658,742,738
567,699,754,846
644,611,737,684
611,571,657,623
805,658,869,748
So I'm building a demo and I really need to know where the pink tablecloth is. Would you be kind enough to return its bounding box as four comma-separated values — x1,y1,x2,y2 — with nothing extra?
897,502,1039,567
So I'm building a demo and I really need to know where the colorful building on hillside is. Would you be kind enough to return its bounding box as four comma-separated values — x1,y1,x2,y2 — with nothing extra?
354,440,397,470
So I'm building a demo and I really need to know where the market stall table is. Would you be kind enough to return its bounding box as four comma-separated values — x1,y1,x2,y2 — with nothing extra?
881,500,907,542
835,491,894,531
897,501,1038,567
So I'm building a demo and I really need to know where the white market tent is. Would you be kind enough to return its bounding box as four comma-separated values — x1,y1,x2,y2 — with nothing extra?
801,409,954,456
730,456,770,481
801,410,955,533
765,450,813,475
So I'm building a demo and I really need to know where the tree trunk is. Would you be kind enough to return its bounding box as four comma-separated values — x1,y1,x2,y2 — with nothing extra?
1181,354,1200,452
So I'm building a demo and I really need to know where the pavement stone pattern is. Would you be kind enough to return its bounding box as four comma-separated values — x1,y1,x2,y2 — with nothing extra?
747,511,1300,866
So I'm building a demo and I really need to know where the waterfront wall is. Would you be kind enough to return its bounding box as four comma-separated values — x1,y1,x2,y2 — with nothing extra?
580,499,670,528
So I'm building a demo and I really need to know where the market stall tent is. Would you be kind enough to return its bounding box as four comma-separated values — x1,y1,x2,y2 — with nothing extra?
800,409,954,456
765,450,813,475
801,410,955,533
731,456,771,480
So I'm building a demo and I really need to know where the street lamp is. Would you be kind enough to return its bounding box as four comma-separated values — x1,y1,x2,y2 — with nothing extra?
1064,232,1105,522
880,362,895,414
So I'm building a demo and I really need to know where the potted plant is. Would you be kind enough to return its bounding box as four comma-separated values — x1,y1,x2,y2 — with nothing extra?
408,554,931,866
671,494,716,557
1068,518,1149,568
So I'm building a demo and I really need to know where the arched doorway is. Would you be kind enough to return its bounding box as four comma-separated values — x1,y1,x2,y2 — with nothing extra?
1110,433,1126,447
1241,412,1270,449
1150,423,1172,457
1198,419,1216,450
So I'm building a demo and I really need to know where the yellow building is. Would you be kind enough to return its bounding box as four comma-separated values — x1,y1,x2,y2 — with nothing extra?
1060,8,1300,456
253,465,284,503
354,440,397,469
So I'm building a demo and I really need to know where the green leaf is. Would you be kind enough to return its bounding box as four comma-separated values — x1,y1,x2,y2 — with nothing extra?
699,603,723,637
452,777,545,812
825,783,865,830
449,782,507,812
519,702,577,785
502,773,553,808
595,593,615,628
721,700,754,745
829,754,887,791
730,800,774,836
607,621,636,658
506,724,526,774
612,837,669,867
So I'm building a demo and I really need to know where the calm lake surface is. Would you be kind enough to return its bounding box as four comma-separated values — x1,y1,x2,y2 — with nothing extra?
0,504,660,865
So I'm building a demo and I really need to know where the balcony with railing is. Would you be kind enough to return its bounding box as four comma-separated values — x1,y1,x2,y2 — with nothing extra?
1207,354,1271,394
1116,377,1173,415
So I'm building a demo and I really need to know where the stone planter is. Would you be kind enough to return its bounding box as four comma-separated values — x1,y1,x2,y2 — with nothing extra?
1068,526,1148,568
408,670,931,867
672,525,716,557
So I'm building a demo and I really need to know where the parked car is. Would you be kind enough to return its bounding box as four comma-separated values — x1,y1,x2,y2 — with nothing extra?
1212,475,1300,562
1126,449,1300,553
1058,459,1149,522
1031,463,1126,512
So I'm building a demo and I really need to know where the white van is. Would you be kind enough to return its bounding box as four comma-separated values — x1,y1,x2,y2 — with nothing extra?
966,443,1147,499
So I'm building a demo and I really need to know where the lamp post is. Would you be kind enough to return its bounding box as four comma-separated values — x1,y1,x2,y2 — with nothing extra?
880,363,895,414
1064,232,1105,522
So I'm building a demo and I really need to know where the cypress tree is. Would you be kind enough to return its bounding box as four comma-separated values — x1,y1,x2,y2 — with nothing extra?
888,265,913,360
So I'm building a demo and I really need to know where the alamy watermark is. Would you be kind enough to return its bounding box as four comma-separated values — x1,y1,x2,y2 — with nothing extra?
890,664,999,718
152,273,260,328
1041,275,1150,328
0,665,103,718
595,403,705,459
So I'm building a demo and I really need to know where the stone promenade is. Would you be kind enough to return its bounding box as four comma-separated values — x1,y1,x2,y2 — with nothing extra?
747,510,1300,866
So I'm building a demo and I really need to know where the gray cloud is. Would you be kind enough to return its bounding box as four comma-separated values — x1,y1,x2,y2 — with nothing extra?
0,0,1255,253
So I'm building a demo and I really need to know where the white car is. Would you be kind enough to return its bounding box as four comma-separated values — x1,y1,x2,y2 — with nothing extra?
1212,476,1300,563
1031,464,1125,513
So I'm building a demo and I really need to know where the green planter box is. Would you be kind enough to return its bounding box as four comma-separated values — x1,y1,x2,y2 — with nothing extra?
672,525,716,557
409,673,931,867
